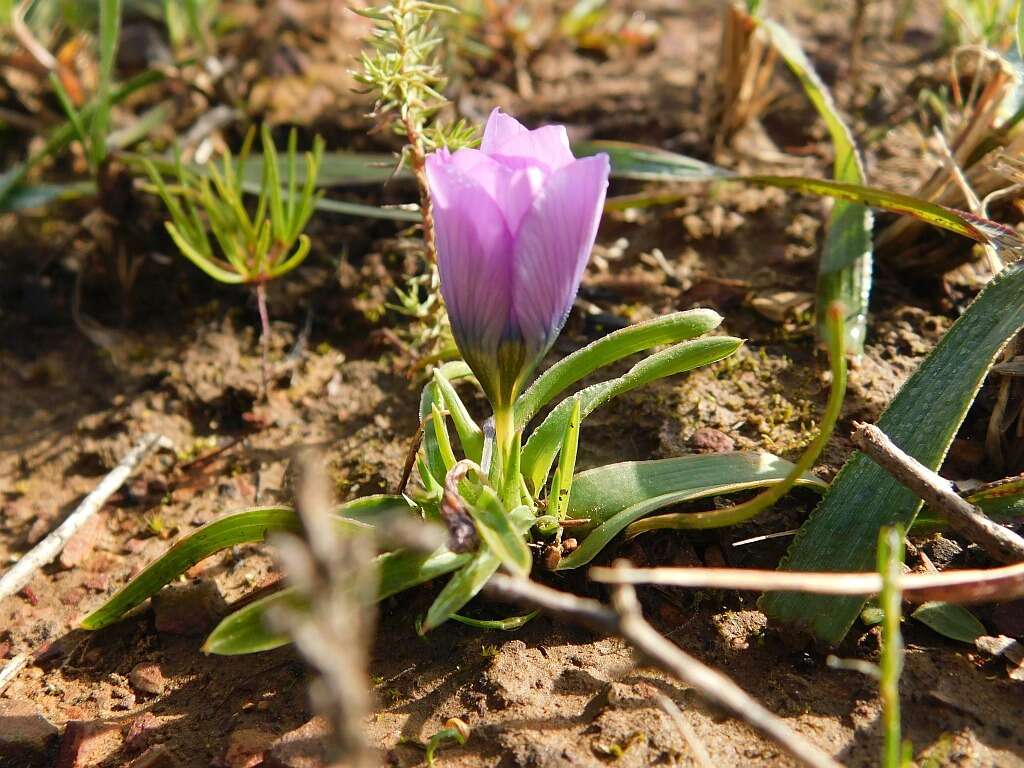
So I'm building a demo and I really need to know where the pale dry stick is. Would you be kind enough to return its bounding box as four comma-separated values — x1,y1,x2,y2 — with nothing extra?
484,573,842,768
0,432,169,603
0,653,28,696
851,422,1024,564
655,692,715,768
268,452,376,767
933,128,1003,274
591,562,1024,604
11,0,59,72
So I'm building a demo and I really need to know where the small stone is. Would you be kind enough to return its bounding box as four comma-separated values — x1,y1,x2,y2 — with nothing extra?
129,662,166,696
55,720,119,768
0,699,58,767
991,599,1024,638
690,427,735,454
127,745,180,768
60,514,108,569
223,728,274,768
124,712,161,754
152,581,227,636
265,718,329,768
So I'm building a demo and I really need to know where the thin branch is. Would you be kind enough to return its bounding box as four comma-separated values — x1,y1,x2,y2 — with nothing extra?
0,433,169,602
851,422,1024,563
656,693,714,768
589,562,1024,604
0,653,28,696
484,573,841,768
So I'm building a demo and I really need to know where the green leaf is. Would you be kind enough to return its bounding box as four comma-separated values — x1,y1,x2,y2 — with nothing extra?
547,396,582,520
913,476,1024,532
514,308,722,431
594,141,1024,258
237,151,403,188
557,452,826,570
204,545,473,655
377,546,473,600
1018,0,1023,58
911,602,987,644
433,369,484,462
465,489,532,577
0,181,97,212
81,496,412,630
575,140,732,181
421,507,533,632
521,335,743,492
761,18,873,355
80,506,301,630
762,260,1024,645
0,69,165,204
202,588,302,655
92,0,122,168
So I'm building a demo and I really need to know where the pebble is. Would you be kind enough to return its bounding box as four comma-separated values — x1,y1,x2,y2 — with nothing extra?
127,744,180,768
689,427,736,453
54,720,118,768
124,712,161,754
129,662,166,696
265,718,329,768
152,581,227,636
223,727,275,768
0,699,58,766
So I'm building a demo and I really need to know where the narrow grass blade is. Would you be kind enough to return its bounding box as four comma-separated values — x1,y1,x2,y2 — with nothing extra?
911,602,987,643
514,308,722,431
92,0,122,168
521,336,743,492
237,151,402,188
450,611,538,630
762,19,873,354
557,452,825,570
0,69,164,203
547,396,581,520
595,141,1024,260
762,261,1024,645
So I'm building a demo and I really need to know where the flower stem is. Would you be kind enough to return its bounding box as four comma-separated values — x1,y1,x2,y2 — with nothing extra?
493,407,519,510
255,282,271,399
624,301,848,537
403,113,437,267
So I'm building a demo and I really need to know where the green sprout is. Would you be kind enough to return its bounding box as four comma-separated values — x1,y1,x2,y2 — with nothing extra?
354,0,477,360
143,126,325,394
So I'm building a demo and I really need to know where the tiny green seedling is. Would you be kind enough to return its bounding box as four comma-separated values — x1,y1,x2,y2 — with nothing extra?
143,126,324,394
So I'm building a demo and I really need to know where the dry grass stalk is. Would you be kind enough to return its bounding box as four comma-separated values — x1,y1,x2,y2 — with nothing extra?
268,452,377,767
877,49,1020,267
706,3,780,155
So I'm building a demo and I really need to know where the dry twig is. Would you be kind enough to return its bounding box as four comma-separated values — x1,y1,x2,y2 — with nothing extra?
268,452,376,767
590,562,1024,604
484,571,841,768
0,432,169,603
851,422,1024,563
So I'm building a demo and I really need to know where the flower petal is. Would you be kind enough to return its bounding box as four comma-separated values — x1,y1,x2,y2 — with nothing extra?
481,108,528,154
489,125,575,172
426,155,517,395
446,148,546,233
510,154,610,362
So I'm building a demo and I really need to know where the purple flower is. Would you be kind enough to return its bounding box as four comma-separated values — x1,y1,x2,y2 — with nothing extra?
426,109,610,408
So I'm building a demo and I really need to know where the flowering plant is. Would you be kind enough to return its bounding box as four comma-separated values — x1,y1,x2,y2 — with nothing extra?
81,111,824,652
